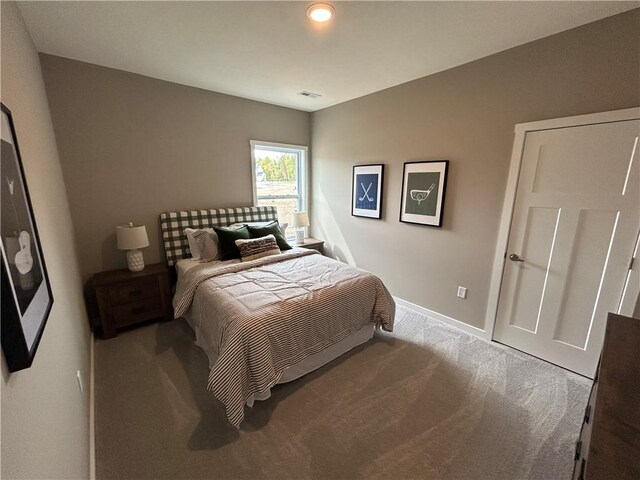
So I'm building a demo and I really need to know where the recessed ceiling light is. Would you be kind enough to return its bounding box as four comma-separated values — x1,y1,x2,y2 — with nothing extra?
307,3,335,23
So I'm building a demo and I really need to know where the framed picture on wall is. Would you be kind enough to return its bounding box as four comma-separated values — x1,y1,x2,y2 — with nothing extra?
1,103,54,372
399,160,449,227
352,164,384,219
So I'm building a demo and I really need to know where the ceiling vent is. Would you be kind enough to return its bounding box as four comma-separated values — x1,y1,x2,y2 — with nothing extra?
298,91,322,99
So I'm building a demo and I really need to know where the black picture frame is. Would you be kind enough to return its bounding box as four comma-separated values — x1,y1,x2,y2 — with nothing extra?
399,160,449,227
351,164,384,219
1,103,54,372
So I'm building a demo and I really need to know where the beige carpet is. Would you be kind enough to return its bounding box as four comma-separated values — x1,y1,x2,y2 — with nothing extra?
95,306,590,480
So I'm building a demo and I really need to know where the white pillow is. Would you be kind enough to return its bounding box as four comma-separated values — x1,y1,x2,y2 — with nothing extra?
184,228,219,262
229,221,288,236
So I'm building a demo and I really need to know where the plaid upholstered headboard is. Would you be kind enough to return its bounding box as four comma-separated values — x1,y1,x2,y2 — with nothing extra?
159,206,278,266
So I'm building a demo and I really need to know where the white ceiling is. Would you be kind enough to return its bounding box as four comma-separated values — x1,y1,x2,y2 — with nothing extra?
18,1,637,112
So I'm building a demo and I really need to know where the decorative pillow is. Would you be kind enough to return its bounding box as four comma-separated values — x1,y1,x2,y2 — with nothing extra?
230,221,288,236
246,221,292,251
212,225,251,260
184,228,219,262
235,234,281,262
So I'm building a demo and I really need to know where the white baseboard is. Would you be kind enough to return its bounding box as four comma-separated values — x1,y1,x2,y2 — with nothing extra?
393,296,492,341
89,333,96,480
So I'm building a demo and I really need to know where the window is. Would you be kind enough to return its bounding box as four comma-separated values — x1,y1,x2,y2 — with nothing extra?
250,140,308,235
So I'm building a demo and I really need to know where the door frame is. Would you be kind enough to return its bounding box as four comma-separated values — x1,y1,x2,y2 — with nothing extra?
485,107,640,340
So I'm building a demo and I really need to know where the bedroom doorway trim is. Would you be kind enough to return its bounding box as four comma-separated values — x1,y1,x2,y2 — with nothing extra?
484,107,640,341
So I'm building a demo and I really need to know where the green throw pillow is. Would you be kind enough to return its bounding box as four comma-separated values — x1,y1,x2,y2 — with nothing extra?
213,225,251,260
247,221,292,251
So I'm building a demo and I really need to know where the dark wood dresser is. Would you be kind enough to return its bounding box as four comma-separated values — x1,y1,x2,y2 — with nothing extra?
93,263,172,339
573,313,640,480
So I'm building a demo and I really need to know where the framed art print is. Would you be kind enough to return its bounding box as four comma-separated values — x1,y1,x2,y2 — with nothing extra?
1,103,54,372
352,164,384,219
400,160,449,227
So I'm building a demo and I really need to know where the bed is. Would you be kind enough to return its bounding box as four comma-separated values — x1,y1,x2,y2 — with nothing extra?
160,206,395,427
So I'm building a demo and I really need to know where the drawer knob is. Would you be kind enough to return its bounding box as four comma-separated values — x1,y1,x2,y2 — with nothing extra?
584,405,591,424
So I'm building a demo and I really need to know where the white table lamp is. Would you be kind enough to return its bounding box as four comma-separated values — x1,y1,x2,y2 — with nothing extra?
291,211,309,245
116,222,149,271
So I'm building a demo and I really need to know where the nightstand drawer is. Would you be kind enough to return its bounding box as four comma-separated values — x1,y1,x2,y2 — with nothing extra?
93,263,172,338
112,297,163,327
109,279,159,305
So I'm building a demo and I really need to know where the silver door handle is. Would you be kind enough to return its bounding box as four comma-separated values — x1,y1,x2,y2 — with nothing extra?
509,253,524,262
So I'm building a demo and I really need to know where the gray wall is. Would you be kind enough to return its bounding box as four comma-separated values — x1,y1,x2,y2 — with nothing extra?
40,55,311,280
1,3,91,478
310,10,640,330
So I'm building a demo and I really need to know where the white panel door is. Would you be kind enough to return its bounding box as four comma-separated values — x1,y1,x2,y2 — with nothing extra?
493,119,639,377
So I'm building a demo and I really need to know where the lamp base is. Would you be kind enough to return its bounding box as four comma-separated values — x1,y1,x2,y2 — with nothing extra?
126,249,145,272
295,229,305,245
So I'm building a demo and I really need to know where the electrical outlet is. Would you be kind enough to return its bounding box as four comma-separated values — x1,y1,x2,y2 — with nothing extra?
76,370,83,393
457,286,467,299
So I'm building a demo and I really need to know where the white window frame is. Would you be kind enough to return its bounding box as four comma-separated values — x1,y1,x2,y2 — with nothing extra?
250,140,309,233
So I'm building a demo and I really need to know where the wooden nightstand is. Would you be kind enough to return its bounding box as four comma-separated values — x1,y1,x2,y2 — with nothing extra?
93,263,172,339
296,237,325,255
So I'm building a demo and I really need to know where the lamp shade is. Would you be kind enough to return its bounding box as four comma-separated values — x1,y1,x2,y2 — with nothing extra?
291,211,310,228
116,223,149,250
